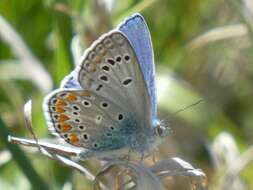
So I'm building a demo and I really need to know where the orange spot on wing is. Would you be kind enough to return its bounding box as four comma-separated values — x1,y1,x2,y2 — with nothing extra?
55,99,67,107
56,107,65,113
69,134,80,146
88,64,96,72
95,57,101,64
58,114,70,122
61,123,72,132
66,93,77,101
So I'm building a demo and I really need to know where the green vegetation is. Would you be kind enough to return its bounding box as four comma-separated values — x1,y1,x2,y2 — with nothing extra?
0,0,253,189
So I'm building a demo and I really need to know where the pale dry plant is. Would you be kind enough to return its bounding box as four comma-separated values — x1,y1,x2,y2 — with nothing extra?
209,132,253,190
9,100,207,190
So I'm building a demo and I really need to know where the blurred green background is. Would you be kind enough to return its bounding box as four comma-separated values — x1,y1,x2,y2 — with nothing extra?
0,0,253,189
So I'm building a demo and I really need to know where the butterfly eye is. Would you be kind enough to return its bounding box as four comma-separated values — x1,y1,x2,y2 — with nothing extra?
154,119,169,138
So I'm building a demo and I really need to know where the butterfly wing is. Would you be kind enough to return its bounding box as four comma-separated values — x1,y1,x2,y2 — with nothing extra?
60,70,82,89
43,89,132,151
118,13,157,120
76,31,152,122
43,31,152,152
60,13,157,119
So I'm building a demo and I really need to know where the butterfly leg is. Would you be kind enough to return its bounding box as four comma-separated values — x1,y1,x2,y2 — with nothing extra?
141,153,145,163
125,147,132,161
152,150,159,164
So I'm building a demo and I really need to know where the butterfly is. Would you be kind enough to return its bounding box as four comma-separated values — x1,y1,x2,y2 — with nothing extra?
43,13,170,160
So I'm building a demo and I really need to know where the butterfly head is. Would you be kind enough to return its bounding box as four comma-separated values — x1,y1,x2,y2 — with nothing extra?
153,120,170,138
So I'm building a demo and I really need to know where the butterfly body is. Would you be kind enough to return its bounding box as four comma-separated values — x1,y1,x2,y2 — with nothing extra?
78,119,161,160
43,13,169,160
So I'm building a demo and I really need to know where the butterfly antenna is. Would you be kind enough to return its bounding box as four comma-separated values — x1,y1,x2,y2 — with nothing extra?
172,99,204,116
161,99,204,135
162,99,204,131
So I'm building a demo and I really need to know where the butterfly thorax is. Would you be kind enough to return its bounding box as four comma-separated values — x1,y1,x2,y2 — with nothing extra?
78,117,165,160
131,119,169,153
112,117,166,157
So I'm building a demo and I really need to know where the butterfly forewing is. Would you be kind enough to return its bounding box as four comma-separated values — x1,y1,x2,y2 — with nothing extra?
119,14,157,120
77,31,151,122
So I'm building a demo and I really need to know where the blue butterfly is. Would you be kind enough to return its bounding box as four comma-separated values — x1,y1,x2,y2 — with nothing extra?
43,13,169,160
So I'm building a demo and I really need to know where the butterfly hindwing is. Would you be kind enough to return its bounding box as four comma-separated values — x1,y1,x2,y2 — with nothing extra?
44,89,133,150
60,70,82,89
